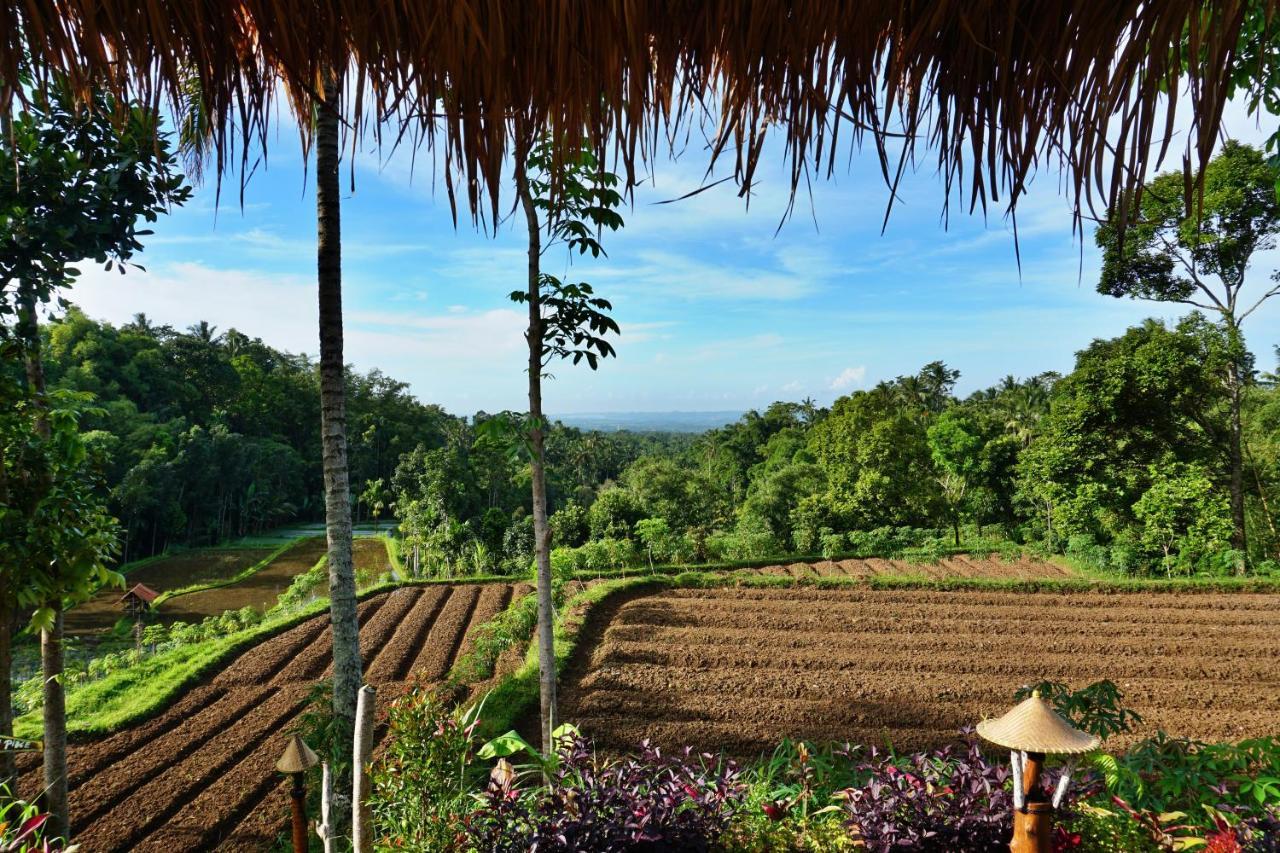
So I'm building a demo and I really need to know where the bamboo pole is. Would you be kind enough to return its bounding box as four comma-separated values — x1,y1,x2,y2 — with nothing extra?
352,684,376,852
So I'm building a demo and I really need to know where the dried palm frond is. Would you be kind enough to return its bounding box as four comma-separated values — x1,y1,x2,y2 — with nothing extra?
0,1,1259,226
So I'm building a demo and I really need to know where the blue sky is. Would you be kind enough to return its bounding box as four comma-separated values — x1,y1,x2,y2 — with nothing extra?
70,101,1280,416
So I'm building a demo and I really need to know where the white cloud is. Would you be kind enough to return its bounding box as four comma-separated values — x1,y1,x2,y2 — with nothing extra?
829,366,867,391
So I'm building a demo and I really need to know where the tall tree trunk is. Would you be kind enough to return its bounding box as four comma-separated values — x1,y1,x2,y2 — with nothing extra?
517,159,558,756
17,291,67,837
0,456,13,793
316,73,361,841
1225,323,1248,574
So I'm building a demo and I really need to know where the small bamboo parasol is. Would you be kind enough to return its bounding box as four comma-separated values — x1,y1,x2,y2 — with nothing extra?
276,734,320,774
977,692,1100,756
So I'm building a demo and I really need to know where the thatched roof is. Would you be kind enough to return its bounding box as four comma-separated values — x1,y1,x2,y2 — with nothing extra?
0,2,1258,223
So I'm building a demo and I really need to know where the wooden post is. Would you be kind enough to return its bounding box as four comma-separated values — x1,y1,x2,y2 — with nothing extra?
289,771,308,853
1011,751,1051,853
352,684,376,852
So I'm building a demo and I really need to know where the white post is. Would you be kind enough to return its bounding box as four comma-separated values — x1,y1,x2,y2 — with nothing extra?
352,684,377,852
317,761,334,853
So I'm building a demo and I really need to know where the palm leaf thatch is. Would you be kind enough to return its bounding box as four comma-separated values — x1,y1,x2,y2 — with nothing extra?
0,1,1259,224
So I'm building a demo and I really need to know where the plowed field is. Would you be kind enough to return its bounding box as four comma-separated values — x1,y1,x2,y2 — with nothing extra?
558,586,1280,758
33,581,530,852
749,553,1073,580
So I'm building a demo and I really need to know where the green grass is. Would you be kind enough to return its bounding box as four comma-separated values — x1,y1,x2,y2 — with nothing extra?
475,576,669,740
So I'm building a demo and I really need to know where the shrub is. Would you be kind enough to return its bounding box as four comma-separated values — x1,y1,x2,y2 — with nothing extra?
468,735,746,852
0,785,67,851
819,532,845,560
838,730,1041,852
1014,679,1142,742
370,686,485,852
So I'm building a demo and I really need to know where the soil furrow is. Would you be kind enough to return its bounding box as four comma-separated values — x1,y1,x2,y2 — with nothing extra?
89,688,309,852
614,601,1278,631
70,686,272,833
557,586,1280,758
326,586,422,680
62,685,228,792
217,615,328,686
408,584,481,682
600,623,1280,658
595,642,1280,682
371,585,452,684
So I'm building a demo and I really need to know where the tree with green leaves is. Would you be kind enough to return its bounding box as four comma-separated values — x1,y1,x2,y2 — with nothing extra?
513,138,623,754
1,74,188,835
1096,141,1280,566
926,410,983,545
1017,316,1231,557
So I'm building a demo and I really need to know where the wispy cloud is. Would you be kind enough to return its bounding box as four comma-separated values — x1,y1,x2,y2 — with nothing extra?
830,366,867,391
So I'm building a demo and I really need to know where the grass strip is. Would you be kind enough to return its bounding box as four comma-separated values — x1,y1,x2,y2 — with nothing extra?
447,591,539,686
475,576,670,740
587,561,1280,595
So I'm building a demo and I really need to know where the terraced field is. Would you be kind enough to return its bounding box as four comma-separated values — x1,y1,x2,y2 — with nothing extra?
29,581,529,852
158,537,329,623
65,548,276,635
751,553,1074,580
558,586,1280,757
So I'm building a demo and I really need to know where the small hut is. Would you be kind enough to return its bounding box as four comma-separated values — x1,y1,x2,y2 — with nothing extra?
119,583,159,618
120,583,160,651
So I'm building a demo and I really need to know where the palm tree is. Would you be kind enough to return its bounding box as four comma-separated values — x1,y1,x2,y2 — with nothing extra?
315,74,362,842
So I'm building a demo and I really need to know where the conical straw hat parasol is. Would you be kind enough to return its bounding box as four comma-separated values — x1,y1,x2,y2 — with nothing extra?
276,734,320,773
977,693,1100,755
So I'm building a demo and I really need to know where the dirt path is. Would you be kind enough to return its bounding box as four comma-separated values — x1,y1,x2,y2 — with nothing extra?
558,586,1280,758
45,581,519,852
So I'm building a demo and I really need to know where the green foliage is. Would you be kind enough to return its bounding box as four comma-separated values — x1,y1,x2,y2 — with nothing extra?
1018,315,1234,564
0,390,121,626
448,592,539,684
369,687,485,852
0,76,191,322
1133,464,1234,573
1013,679,1143,741
1099,733,1280,824
548,501,589,548
1097,141,1280,316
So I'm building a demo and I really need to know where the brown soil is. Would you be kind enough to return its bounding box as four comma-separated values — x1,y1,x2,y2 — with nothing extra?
64,549,275,635
47,581,520,852
746,553,1071,580
157,537,329,623
557,586,1280,759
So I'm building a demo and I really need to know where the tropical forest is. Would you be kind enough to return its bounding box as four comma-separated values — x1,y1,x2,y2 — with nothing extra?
1,4,1280,853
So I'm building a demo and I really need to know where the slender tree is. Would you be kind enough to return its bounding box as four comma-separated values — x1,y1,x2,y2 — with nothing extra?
513,138,623,753
315,74,362,842
0,75,187,835
1096,141,1280,569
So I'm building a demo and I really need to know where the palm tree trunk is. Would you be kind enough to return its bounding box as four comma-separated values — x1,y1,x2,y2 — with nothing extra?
316,73,362,840
17,290,67,837
517,158,558,756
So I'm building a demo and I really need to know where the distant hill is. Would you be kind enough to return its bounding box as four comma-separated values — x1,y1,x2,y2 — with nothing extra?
556,410,744,433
